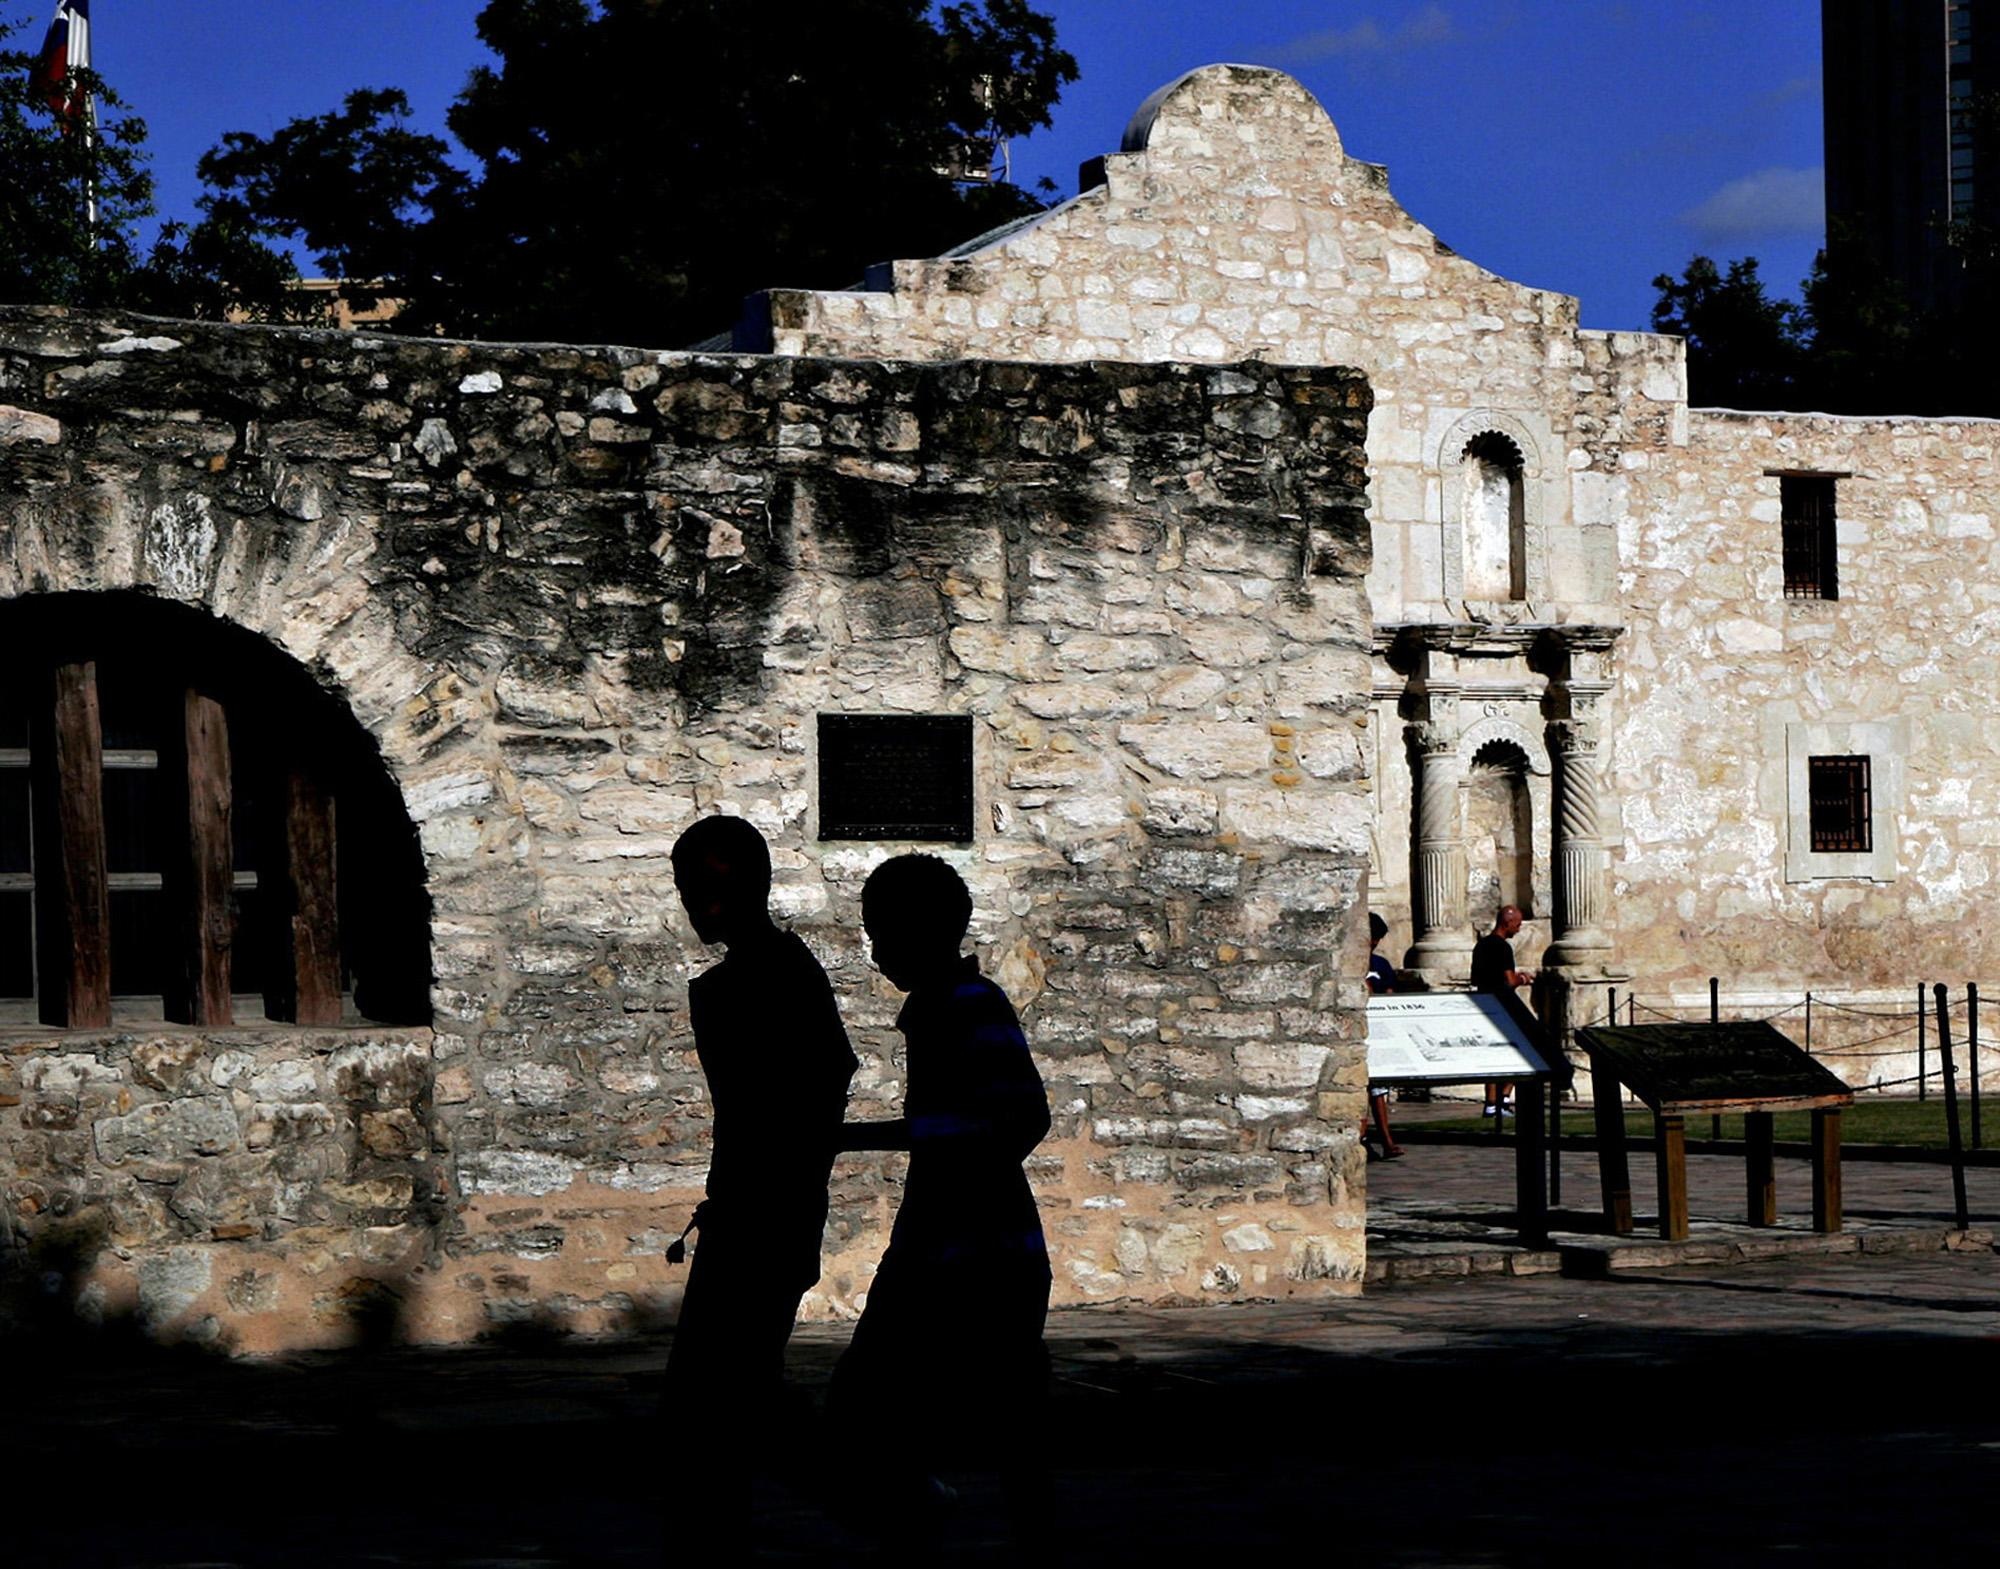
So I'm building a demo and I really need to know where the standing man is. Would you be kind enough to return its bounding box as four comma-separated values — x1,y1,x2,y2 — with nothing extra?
665,815,858,1549
1471,904,1533,1117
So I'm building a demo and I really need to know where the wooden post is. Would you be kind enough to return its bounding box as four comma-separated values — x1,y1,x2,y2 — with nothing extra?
1745,1111,1777,1226
266,769,341,1026
163,690,233,1026
1654,1112,1689,1242
29,661,110,1027
1934,983,1970,1230
1810,1109,1843,1234
1515,1074,1548,1247
1591,1050,1633,1235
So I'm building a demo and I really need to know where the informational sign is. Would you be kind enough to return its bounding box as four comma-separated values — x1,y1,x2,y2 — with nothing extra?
1367,992,1551,1084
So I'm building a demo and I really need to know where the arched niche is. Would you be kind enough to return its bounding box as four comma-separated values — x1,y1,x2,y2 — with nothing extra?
0,592,432,1027
1437,411,1549,605
1463,738,1535,919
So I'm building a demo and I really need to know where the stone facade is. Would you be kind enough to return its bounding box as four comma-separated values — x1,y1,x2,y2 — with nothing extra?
1617,408,2000,992
754,62,2000,1091
0,305,1375,1348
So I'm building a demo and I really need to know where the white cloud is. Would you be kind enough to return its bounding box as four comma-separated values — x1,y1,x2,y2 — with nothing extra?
1277,4,1457,61
1680,166,1825,240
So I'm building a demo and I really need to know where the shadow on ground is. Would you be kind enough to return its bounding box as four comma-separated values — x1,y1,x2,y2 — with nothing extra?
4,1242,1999,1566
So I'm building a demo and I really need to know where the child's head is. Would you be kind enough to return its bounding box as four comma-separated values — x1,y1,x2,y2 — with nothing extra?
1368,912,1389,949
671,815,772,944
861,853,971,990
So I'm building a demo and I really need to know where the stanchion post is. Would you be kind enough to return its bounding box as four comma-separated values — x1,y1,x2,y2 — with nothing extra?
1710,977,1722,1142
1805,990,1812,1054
1933,983,1970,1230
1917,981,1927,1102
1969,982,1981,1151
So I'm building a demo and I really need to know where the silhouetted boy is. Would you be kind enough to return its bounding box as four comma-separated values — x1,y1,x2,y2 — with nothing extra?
664,815,857,1545
830,853,1052,1531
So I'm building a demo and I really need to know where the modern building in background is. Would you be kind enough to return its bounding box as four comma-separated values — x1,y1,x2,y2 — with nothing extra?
1823,0,1997,310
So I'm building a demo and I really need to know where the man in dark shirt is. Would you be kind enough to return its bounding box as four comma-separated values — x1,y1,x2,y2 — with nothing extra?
1470,903,1532,1116
665,815,858,1546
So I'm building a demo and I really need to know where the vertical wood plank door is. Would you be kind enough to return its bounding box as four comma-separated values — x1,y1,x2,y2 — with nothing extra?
30,661,110,1027
283,770,342,1026
164,689,234,1026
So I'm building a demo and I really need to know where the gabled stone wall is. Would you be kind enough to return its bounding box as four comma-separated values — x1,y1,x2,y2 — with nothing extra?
0,307,1375,1348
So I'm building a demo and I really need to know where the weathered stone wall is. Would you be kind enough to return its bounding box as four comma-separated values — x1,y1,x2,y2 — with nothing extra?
752,63,2000,1086
1615,409,2000,997
0,306,1376,1349
748,63,1683,629
746,63,1687,980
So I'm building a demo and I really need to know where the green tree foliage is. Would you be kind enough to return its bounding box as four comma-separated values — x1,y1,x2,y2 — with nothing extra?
205,0,1077,345
195,87,464,320
1649,255,1804,410
0,18,154,306
0,16,302,320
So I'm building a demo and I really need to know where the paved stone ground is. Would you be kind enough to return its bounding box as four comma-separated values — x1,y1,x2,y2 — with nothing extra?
1366,1117,2000,1280
7,1163,1997,1568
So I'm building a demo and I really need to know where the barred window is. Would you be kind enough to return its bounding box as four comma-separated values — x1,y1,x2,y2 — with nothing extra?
0,593,431,1029
1808,756,1872,853
1782,475,1838,600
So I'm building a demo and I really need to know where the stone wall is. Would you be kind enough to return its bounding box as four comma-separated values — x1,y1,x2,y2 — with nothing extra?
745,64,1687,986
0,306,1376,1349
753,62,2000,1087
1615,408,2000,999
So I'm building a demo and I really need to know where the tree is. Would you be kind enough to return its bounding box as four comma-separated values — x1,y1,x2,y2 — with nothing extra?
197,0,1077,345
1650,255,1805,410
0,18,154,307
194,88,464,321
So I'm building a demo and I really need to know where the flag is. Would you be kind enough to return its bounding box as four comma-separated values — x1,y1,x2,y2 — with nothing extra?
27,0,92,133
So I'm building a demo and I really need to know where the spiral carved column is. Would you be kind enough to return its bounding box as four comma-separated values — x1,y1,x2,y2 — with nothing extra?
1545,715,1613,968
1404,719,1472,981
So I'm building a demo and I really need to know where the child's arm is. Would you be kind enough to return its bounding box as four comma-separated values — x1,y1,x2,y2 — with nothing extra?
837,1117,911,1152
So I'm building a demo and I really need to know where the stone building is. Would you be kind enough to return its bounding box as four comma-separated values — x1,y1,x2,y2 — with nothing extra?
0,308,1375,1348
752,63,2000,1084
4,62,1998,1350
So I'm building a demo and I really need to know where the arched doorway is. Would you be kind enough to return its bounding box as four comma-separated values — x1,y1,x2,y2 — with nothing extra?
0,592,430,1028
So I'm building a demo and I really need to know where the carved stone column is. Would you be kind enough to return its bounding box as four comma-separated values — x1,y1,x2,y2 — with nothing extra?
1544,714,1612,967
1541,635,1618,973
1405,715,1472,982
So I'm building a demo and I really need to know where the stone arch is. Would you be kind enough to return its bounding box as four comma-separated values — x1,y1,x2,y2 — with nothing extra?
0,489,457,795
1456,714,1550,778
1436,410,1550,604
0,482,457,1022
0,589,433,1023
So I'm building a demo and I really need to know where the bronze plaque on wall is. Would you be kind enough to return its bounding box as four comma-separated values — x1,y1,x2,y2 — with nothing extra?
817,714,974,842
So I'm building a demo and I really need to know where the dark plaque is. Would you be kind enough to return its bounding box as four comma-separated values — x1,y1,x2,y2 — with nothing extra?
818,714,974,842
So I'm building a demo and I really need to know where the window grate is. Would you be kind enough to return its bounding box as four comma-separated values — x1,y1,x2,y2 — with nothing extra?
1808,755,1872,852
1781,475,1838,600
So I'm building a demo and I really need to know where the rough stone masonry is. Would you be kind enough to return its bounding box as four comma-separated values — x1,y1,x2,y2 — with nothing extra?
0,306,1376,1349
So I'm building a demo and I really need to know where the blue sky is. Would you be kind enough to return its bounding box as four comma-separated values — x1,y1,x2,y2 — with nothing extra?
9,1,1826,331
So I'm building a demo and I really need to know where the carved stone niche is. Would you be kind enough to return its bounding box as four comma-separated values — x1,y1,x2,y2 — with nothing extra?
1436,410,1552,608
